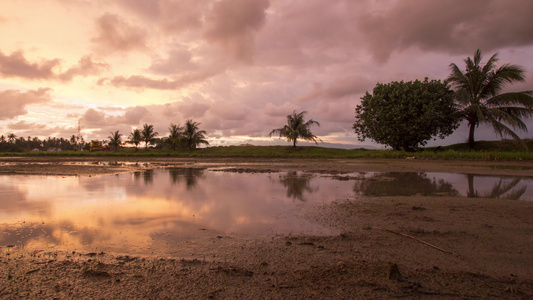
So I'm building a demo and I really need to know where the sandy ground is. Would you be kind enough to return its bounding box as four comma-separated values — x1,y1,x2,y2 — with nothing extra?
1,156,533,299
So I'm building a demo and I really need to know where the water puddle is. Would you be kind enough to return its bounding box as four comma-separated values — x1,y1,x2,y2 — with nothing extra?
1,168,532,257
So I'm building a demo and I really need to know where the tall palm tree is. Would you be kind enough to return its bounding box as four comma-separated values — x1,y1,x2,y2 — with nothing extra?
141,123,158,149
269,110,322,147
108,130,122,151
183,119,209,150
168,123,184,150
128,128,142,149
7,133,16,144
447,49,533,148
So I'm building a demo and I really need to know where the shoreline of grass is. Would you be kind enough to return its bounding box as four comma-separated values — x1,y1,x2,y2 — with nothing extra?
1,143,532,161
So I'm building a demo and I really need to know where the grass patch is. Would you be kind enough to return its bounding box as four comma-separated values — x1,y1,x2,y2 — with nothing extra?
1,140,532,160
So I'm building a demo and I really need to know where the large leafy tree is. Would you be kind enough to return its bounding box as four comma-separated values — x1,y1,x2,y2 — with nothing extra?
353,79,459,151
447,49,533,148
183,119,209,150
168,123,184,150
107,130,122,150
269,110,321,147
141,123,158,149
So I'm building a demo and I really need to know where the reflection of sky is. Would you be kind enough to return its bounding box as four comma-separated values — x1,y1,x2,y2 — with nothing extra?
1,170,531,256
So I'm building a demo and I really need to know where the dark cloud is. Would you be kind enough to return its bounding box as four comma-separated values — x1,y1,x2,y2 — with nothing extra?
204,0,270,62
92,13,147,53
0,88,52,120
357,0,533,62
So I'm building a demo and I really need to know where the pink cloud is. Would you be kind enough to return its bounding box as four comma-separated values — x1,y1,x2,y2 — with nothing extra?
0,50,59,79
0,50,108,81
0,88,52,120
203,0,270,62
92,13,147,54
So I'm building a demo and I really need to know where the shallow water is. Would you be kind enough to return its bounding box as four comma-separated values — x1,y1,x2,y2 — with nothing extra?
1,167,532,256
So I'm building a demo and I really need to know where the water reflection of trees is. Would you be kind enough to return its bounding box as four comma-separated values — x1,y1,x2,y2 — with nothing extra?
279,171,316,201
134,169,154,185
466,174,527,200
353,172,459,197
168,168,205,190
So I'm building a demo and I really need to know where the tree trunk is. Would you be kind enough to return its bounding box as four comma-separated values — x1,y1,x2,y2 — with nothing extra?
468,122,476,149
293,139,297,147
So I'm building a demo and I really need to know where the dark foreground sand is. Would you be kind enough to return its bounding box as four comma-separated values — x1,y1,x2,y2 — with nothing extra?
1,156,533,299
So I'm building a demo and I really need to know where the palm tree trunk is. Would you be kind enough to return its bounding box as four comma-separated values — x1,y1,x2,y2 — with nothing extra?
293,139,296,147
468,123,476,148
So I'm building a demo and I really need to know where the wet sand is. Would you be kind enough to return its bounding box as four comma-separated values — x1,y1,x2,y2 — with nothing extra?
1,156,533,299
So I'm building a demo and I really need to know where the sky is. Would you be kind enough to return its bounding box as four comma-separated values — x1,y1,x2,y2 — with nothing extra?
1,0,533,149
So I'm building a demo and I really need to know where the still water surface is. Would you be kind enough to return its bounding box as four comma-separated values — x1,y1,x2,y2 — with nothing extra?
1,167,532,256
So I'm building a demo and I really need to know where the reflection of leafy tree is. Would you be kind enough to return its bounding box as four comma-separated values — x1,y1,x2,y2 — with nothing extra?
168,168,205,190
279,171,316,201
354,172,458,197
466,174,526,200
133,170,154,185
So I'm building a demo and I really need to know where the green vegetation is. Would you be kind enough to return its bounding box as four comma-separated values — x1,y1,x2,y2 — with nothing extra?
354,79,459,151
1,140,533,161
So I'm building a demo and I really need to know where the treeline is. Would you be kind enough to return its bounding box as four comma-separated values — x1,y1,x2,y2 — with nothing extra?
0,119,208,153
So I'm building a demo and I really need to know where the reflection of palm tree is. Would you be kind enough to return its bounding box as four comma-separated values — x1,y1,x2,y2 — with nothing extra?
354,172,458,197
168,168,205,190
134,170,154,185
279,171,316,201
466,174,526,200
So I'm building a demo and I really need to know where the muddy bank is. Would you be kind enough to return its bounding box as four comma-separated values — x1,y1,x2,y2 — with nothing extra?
1,157,533,298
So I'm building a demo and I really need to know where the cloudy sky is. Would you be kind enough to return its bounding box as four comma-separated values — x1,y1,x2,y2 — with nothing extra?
1,0,532,148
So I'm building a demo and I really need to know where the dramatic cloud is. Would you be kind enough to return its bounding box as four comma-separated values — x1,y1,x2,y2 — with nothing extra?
204,0,270,62
1,1,532,146
0,88,52,120
357,0,533,62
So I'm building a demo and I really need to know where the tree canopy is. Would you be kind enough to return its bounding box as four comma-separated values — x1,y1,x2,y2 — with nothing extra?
269,110,321,147
447,49,533,148
183,119,209,150
141,123,158,149
353,78,459,151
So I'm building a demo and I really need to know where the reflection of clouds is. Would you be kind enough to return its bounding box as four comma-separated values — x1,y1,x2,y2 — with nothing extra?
0,223,59,247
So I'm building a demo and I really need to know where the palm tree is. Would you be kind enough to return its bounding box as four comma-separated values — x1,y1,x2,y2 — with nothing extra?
447,49,533,148
183,119,209,150
7,133,16,144
128,128,142,149
269,110,322,147
108,130,122,150
168,123,184,150
141,123,158,149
